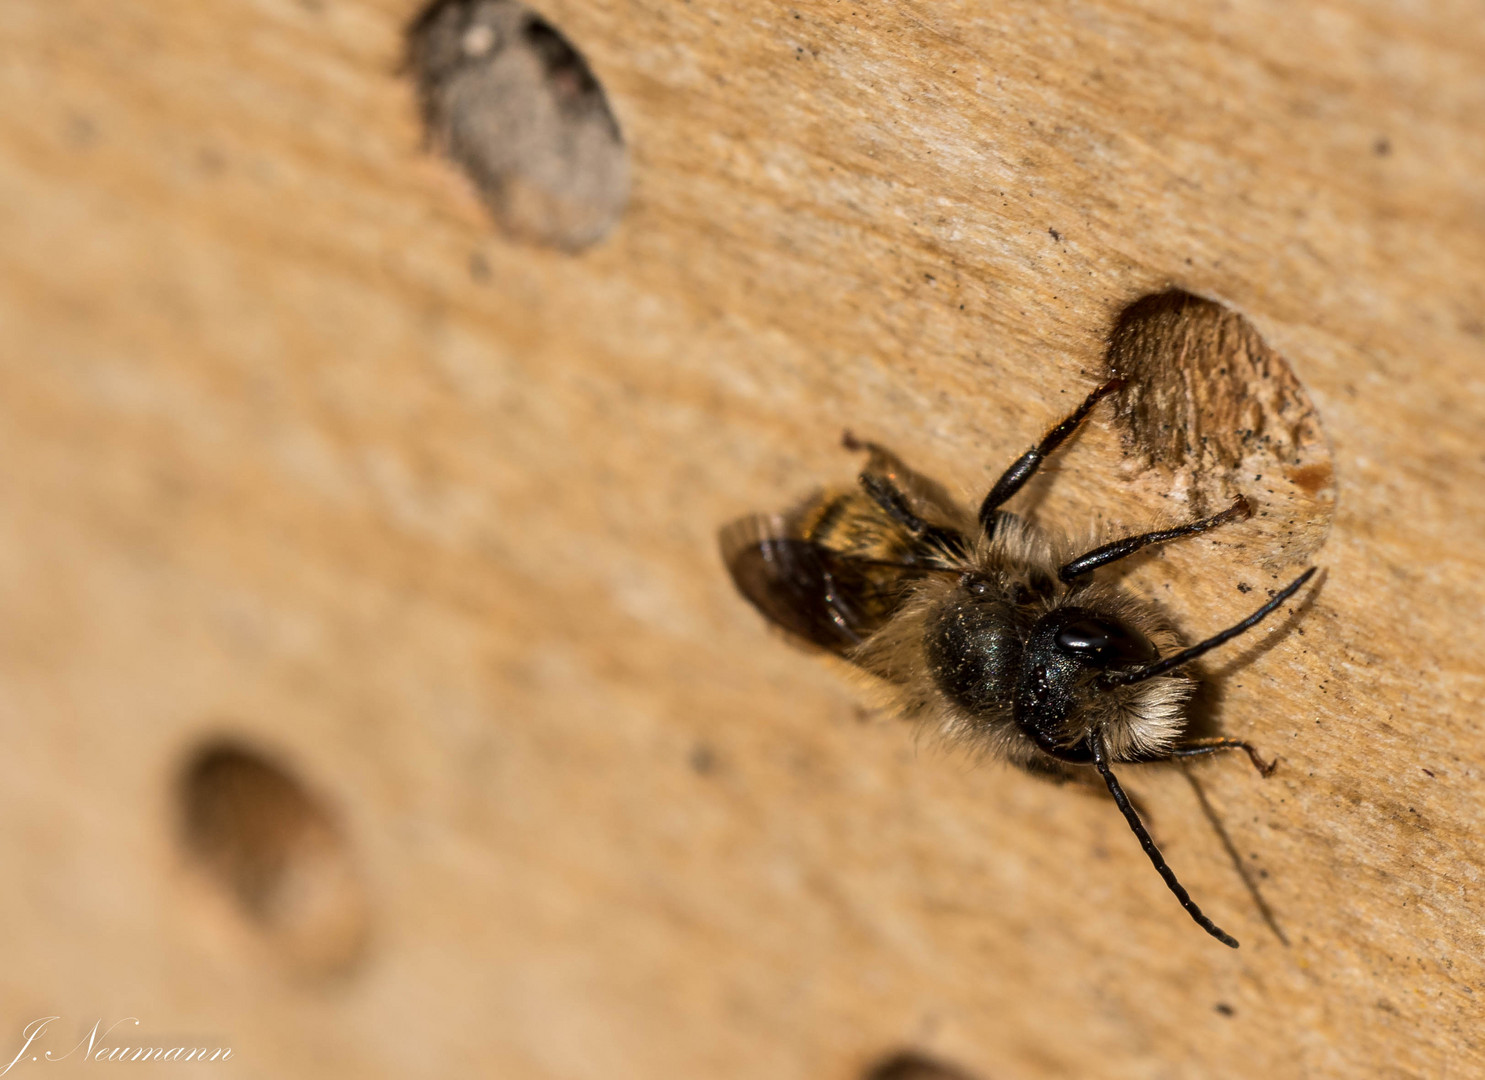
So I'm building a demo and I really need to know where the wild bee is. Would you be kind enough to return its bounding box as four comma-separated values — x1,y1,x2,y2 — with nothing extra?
720,379,1316,947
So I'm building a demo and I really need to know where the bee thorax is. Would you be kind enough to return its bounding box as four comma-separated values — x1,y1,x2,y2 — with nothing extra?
924,596,1024,721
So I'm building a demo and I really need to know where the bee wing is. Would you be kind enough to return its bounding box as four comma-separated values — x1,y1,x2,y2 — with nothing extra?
720,513,922,655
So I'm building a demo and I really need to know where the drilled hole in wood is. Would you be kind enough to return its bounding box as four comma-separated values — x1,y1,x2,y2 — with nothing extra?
1106,290,1335,567
177,740,369,977
862,1051,982,1080
407,0,628,250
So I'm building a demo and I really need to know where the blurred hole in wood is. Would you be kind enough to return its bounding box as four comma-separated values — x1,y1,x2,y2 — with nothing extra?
178,740,370,978
407,0,629,250
862,1050,984,1080
1106,290,1335,566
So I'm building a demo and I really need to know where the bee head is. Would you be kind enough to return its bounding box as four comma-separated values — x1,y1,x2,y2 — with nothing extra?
1013,606,1162,763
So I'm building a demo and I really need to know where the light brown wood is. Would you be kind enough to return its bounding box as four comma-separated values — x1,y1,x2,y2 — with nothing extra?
1,0,1483,1076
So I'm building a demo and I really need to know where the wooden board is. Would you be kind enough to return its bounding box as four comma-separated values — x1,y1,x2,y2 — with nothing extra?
0,0,1483,1075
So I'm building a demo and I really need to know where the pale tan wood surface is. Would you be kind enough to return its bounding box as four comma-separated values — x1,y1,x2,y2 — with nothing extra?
1,0,1483,1076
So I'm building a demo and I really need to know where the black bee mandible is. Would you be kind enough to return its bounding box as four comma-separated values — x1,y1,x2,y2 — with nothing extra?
720,379,1316,947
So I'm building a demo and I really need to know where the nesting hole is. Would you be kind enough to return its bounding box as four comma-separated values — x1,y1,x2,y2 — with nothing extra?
407,0,629,250
1106,290,1335,567
177,740,369,978
862,1051,983,1080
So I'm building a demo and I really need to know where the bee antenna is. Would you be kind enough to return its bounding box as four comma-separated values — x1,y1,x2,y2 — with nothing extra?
1090,733,1239,948
1098,567,1317,689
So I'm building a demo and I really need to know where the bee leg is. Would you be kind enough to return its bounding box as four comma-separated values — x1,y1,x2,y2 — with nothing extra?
857,473,969,559
842,431,911,478
1167,737,1278,778
844,431,965,527
859,472,928,535
1058,496,1252,582
978,378,1123,534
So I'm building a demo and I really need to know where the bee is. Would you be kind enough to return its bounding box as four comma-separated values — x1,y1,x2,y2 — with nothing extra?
720,379,1316,947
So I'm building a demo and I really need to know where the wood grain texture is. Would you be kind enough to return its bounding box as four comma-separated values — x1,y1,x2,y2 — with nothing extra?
0,0,1483,1076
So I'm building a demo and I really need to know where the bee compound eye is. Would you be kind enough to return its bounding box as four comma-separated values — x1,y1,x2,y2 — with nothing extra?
1052,614,1157,668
